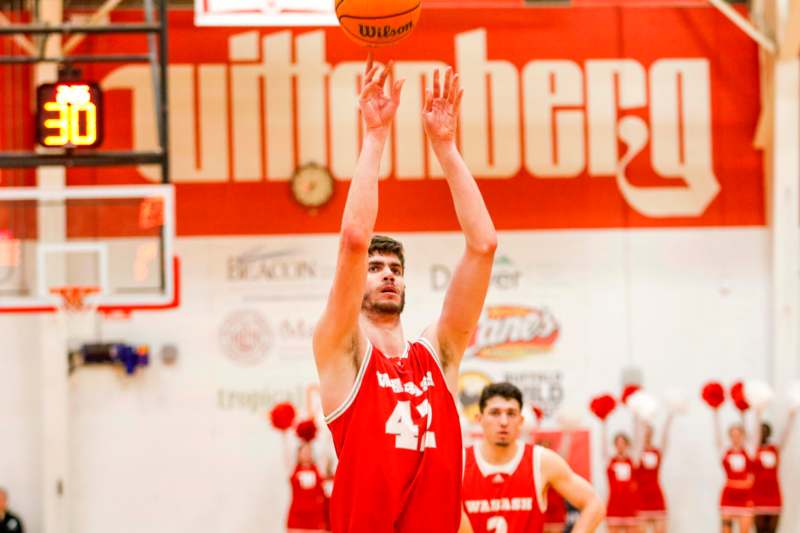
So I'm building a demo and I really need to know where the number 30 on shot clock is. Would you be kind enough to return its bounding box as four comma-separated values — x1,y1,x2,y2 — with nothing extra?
36,82,104,148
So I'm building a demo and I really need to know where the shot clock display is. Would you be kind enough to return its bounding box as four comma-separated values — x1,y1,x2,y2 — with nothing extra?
36,82,104,148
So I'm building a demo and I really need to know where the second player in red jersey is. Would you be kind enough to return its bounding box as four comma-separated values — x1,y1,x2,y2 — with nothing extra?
313,57,497,533
460,383,604,533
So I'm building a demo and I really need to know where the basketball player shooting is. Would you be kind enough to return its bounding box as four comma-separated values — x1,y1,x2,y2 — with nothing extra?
312,56,497,533
460,383,604,533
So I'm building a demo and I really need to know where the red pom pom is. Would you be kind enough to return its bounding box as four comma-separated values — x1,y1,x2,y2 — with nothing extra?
269,402,296,431
531,405,544,421
590,394,617,421
295,418,318,442
701,382,725,409
621,384,642,405
730,382,750,412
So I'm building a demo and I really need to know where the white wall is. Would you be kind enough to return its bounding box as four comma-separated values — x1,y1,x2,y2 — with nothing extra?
2,227,793,533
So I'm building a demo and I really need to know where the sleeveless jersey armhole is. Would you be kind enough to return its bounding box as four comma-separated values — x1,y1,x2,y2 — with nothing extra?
533,445,548,513
415,336,446,380
324,342,373,424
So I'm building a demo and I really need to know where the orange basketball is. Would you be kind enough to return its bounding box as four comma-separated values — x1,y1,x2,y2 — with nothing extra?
335,0,421,47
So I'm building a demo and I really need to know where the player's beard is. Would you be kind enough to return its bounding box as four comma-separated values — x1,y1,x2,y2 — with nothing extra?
362,289,406,316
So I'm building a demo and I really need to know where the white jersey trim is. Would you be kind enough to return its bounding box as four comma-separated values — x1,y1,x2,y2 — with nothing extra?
473,442,526,477
533,445,548,513
415,336,446,378
323,342,373,425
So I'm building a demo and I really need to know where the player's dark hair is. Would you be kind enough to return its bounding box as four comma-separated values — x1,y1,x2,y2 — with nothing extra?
761,422,772,445
479,382,523,412
369,235,405,271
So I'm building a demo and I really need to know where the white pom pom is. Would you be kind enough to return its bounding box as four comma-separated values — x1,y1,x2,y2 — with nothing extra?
744,380,774,411
788,382,800,409
556,405,583,430
628,391,660,423
663,389,689,414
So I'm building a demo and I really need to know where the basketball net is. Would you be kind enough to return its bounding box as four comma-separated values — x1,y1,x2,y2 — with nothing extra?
50,285,102,349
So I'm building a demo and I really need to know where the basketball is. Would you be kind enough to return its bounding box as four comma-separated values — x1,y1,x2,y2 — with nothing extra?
336,0,421,47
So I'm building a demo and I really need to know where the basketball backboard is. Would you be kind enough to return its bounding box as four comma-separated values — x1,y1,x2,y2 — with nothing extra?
195,0,337,26
0,184,177,314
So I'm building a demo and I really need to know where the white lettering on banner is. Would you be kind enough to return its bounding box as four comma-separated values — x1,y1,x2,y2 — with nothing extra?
104,29,719,217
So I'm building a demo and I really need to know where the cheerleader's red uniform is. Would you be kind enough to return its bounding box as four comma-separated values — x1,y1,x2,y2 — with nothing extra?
287,463,327,530
636,447,667,519
753,444,781,516
606,455,638,526
720,448,755,517
544,486,567,527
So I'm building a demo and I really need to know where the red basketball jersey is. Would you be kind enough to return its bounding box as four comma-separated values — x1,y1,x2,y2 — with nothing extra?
753,445,782,512
462,444,546,533
287,463,327,530
325,338,462,533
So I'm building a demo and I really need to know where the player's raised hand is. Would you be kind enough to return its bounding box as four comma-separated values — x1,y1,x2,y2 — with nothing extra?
423,67,463,148
359,54,405,135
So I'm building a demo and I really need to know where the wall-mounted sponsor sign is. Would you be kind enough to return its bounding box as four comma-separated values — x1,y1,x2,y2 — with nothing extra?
219,309,315,365
467,305,559,359
219,309,274,366
62,7,763,235
431,255,522,292
227,247,321,283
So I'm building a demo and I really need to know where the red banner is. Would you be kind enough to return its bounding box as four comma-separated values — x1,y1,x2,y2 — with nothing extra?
59,7,763,235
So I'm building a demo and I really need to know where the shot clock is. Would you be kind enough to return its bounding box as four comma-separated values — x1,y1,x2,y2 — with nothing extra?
36,82,104,148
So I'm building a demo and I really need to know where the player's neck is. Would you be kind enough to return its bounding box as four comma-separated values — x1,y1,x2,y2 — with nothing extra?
480,439,519,465
361,316,406,357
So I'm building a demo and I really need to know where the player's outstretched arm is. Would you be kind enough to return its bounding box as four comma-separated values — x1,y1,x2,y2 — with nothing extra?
421,67,497,388
541,448,605,533
313,57,404,413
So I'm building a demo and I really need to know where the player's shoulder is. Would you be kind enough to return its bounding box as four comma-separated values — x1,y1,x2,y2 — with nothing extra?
536,445,569,481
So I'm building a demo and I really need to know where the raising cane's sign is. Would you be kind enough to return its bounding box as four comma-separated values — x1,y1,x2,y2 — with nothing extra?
57,6,763,235
467,306,560,360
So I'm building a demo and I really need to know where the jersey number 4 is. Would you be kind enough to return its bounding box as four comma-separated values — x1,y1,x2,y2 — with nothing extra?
385,400,437,451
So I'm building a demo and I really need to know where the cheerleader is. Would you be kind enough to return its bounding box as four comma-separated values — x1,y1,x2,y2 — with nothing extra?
635,414,673,533
753,408,797,533
283,437,328,533
714,412,756,533
602,422,639,532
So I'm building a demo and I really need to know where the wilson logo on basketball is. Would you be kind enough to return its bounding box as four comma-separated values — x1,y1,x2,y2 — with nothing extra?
358,22,413,40
467,306,559,360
